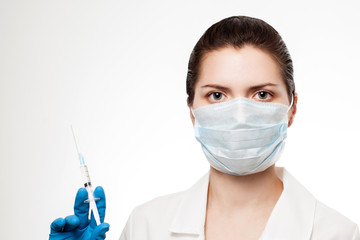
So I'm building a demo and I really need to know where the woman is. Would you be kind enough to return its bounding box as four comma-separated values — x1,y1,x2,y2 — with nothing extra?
50,16,360,240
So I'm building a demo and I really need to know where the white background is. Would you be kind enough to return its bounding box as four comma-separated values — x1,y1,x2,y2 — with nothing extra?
1,0,359,239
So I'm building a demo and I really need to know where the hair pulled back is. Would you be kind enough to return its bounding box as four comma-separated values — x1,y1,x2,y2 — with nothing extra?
186,16,295,106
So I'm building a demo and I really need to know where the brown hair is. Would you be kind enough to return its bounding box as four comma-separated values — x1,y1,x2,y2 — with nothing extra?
186,16,295,106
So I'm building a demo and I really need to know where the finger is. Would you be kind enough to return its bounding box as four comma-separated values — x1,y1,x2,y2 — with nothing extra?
89,186,106,227
64,215,80,232
90,222,110,240
94,186,106,222
50,218,65,233
74,188,90,229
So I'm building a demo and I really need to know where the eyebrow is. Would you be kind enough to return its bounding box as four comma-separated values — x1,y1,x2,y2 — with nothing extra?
201,84,231,92
201,83,278,92
248,83,278,91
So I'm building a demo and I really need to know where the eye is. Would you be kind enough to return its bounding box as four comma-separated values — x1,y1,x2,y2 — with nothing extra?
209,92,225,102
254,91,272,101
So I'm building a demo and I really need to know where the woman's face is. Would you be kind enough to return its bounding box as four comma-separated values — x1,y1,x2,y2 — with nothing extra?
190,45,297,125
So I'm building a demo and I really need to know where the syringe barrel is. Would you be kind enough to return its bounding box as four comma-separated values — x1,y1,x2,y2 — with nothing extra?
80,164,92,187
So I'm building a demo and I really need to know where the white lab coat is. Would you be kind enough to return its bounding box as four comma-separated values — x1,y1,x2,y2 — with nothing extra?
120,167,359,239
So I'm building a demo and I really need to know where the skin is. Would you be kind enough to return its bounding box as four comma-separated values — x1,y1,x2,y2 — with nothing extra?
189,45,298,240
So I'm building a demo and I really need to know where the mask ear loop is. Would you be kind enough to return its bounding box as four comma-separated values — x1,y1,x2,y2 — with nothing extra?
287,93,294,112
191,107,200,128
287,93,295,126
191,107,196,122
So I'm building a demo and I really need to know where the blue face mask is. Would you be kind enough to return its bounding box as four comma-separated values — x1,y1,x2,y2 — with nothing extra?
192,97,293,176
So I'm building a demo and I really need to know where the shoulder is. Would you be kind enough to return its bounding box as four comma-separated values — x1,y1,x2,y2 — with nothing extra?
131,190,185,220
119,190,187,240
120,172,210,240
129,171,210,222
277,168,359,239
312,200,360,239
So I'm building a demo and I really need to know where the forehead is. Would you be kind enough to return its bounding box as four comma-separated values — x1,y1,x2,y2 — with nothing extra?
197,45,284,89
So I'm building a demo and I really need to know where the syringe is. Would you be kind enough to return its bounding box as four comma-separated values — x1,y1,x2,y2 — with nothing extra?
71,126,101,226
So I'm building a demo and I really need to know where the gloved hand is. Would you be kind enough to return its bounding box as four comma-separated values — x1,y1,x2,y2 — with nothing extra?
49,186,110,240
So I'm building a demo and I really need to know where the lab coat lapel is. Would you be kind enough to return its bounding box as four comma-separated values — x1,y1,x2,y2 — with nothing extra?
260,168,316,239
169,172,209,236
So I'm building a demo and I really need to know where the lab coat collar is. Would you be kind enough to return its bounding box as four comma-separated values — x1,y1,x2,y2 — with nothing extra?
169,172,209,235
260,168,316,239
169,167,316,239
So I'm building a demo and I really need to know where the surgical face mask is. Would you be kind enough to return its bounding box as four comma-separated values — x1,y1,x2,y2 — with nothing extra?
192,97,293,176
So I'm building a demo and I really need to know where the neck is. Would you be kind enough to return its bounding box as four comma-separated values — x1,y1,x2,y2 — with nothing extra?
207,165,283,212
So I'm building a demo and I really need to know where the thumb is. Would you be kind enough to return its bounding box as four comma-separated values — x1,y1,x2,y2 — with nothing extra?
90,222,110,240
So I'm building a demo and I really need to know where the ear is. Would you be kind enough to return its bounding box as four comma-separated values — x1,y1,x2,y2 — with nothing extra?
288,92,298,127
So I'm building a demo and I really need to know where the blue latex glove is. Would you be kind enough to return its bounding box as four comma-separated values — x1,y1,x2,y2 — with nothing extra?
49,186,110,240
